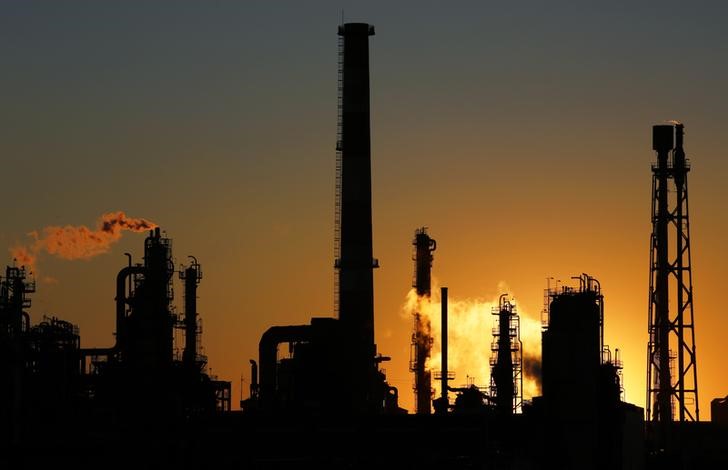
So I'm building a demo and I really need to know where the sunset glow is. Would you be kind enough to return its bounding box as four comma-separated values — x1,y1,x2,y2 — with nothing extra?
2,2,726,421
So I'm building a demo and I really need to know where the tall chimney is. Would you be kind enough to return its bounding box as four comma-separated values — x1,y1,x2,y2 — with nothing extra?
441,287,448,406
652,124,673,427
336,23,377,365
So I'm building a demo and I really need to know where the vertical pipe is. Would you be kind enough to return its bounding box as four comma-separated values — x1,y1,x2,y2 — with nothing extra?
651,124,673,427
183,266,198,369
674,124,685,422
10,274,24,446
657,139,672,426
441,287,448,405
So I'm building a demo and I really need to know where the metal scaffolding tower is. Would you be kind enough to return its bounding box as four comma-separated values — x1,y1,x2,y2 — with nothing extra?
647,123,699,427
490,294,522,414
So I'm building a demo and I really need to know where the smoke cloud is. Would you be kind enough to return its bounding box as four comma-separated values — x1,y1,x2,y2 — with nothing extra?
401,281,543,401
522,351,542,396
9,211,157,273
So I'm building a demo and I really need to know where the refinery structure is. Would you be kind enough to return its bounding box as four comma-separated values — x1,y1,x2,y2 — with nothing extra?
2,22,727,470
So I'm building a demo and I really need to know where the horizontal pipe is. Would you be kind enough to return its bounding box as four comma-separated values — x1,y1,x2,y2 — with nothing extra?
258,325,311,408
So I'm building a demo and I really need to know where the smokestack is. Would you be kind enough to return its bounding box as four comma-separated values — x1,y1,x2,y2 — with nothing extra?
335,23,377,376
181,258,201,370
674,123,686,188
652,124,673,426
441,287,448,406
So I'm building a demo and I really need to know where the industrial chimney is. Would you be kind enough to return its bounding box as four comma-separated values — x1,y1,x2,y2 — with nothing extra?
334,23,378,391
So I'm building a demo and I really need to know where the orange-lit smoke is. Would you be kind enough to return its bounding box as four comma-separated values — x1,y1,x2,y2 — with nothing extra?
402,281,543,402
9,211,157,273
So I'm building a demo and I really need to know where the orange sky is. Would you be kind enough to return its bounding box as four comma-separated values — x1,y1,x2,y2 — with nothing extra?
2,2,727,418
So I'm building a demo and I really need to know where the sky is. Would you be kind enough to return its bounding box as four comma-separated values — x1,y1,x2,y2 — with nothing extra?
2,1,727,417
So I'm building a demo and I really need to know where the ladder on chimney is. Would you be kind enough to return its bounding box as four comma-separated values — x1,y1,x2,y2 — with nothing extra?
333,33,344,316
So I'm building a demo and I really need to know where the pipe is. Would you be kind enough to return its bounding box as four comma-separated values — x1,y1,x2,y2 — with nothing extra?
673,123,688,422
258,325,311,408
78,260,144,373
115,265,145,353
183,264,199,369
441,287,448,406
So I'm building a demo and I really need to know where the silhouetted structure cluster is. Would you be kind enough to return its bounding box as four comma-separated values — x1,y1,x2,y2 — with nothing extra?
1,229,230,466
539,275,641,469
244,22,400,417
79,228,230,421
2,21,727,470
490,294,523,415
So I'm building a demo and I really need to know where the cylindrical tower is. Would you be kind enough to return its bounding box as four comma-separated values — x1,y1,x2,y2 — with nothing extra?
334,23,378,410
336,22,376,351
124,228,175,369
180,257,202,371
410,228,436,414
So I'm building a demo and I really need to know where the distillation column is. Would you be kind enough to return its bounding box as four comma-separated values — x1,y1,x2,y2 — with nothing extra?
180,257,202,371
410,228,436,414
490,295,522,415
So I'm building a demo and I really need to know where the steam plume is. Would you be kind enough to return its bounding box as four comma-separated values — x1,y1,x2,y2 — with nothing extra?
10,211,157,273
402,281,543,401
522,351,542,395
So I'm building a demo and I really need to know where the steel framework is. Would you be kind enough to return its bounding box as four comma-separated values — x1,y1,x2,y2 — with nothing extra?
647,123,699,425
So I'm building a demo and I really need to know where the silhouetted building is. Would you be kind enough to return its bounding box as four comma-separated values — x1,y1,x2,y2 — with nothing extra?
541,274,643,470
80,228,230,421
